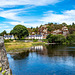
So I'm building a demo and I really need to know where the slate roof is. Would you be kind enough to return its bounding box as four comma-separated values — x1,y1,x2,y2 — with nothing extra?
4,35,13,38
29,35,42,37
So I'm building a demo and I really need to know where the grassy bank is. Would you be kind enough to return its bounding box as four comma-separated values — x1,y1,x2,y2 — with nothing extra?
5,41,45,52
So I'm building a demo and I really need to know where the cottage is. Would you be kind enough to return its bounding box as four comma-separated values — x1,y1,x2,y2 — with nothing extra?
62,26,69,36
38,25,50,39
27,35,43,39
4,35,14,39
51,29,62,35
51,26,69,36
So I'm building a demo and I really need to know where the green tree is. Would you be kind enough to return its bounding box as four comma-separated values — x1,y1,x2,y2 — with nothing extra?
10,25,29,39
55,34,66,44
0,30,7,36
66,34,75,44
62,22,67,26
72,22,75,26
47,34,66,44
35,26,38,34
46,34,56,43
31,27,33,29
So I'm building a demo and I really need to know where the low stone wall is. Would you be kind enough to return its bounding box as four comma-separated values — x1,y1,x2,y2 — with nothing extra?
0,36,12,75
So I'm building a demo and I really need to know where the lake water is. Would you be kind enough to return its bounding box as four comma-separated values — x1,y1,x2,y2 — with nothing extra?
7,45,75,75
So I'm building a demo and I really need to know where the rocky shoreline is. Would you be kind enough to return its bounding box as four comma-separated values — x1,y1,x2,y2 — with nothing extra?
0,36,12,75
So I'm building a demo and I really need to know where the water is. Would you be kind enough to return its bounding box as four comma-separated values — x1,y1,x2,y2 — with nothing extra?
7,45,75,75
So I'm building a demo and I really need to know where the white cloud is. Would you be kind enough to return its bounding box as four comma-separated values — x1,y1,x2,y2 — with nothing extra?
0,8,3,10
0,8,42,27
0,7,39,22
5,29,12,32
0,24,6,25
7,21,44,27
0,8,26,21
0,0,61,7
4,26,9,28
7,22,26,26
39,10,75,25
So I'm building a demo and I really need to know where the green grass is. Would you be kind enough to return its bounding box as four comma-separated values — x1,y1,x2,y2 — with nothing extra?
0,67,2,72
5,41,46,52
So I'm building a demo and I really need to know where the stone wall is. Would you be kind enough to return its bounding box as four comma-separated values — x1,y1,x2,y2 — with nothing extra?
0,36,12,75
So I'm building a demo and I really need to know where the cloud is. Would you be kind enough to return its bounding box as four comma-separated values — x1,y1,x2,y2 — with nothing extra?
39,10,75,25
7,21,44,27
0,24,6,25
0,8,27,21
0,8,3,10
0,7,42,27
5,29,12,32
0,6,39,22
0,0,62,7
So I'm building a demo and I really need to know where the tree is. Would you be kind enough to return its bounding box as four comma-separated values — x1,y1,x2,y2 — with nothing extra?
62,22,67,26
31,27,33,29
72,22,75,26
55,34,66,44
66,34,75,44
47,26,53,32
10,25,29,39
0,30,7,36
46,34,66,44
46,34,56,43
35,26,38,34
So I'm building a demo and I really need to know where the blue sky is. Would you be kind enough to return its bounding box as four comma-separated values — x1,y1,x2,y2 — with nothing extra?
0,0,75,33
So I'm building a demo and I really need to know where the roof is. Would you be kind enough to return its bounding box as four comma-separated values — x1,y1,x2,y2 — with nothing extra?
4,35,13,38
29,35,42,37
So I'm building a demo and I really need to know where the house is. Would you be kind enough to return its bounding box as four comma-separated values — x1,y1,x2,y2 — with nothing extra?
39,25,69,38
27,35,43,39
51,26,69,36
4,35,14,39
51,29,62,35
62,26,69,36
38,25,50,39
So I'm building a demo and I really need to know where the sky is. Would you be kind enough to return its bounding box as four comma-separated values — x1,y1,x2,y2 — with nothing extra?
0,0,75,33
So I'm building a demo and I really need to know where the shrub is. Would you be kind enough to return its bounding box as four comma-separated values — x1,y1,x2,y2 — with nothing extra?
42,39,48,42
33,39,38,42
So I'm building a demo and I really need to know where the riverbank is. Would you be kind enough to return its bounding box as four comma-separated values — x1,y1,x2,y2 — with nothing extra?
5,41,46,53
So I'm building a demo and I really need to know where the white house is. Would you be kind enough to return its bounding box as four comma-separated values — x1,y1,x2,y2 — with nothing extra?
4,35,14,39
28,35,43,39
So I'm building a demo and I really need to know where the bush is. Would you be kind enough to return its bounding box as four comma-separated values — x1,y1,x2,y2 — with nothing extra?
46,34,66,44
33,39,38,42
4,39,11,43
66,34,75,44
4,39,13,43
42,39,48,42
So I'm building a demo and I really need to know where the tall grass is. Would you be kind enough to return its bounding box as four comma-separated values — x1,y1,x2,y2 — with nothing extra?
5,41,45,52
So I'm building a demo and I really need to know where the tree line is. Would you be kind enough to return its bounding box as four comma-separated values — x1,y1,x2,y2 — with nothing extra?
0,22,75,43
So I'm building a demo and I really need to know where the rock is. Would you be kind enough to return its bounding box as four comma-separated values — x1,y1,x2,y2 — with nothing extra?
0,63,2,67
0,36,12,75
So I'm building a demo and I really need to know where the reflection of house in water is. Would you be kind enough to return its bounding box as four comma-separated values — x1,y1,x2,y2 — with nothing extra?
31,46,43,51
30,45,48,55
30,45,75,57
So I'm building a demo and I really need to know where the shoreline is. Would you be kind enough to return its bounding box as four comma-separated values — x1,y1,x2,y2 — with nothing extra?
5,41,46,53
5,41,75,54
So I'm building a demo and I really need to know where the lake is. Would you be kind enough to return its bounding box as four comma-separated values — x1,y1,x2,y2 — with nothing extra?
7,45,75,75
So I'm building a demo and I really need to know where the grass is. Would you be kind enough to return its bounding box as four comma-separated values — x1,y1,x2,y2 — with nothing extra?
5,41,46,52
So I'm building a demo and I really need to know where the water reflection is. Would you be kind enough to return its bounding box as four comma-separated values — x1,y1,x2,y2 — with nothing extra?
11,51,29,60
7,45,75,75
